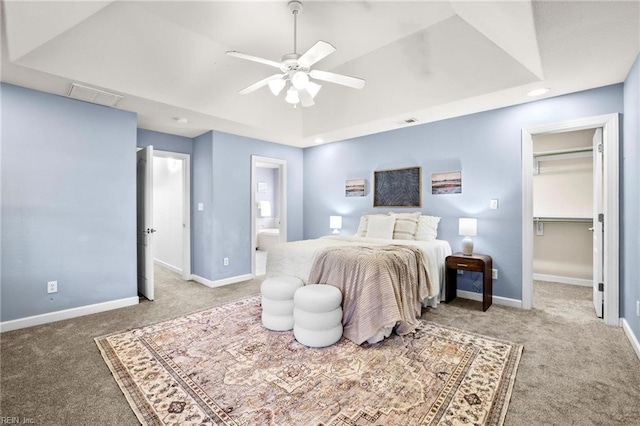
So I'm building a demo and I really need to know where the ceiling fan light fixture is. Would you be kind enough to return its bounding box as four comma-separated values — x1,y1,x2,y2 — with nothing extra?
227,0,364,107
268,79,286,96
306,81,321,98
285,86,300,104
291,71,309,90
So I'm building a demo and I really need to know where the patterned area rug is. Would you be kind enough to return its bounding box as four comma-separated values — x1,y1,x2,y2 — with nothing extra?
96,296,522,425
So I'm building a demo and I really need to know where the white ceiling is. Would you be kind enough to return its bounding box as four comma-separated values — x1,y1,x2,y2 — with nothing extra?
2,1,639,148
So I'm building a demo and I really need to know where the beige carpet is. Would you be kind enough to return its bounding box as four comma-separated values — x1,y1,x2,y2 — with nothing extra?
2,268,639,425
96,296,522,425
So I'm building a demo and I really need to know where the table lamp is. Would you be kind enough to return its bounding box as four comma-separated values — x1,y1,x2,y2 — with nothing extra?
458,218,477,256
330,216,342,235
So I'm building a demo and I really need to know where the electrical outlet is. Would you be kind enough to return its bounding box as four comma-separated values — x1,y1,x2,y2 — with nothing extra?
636,300,640,317
47,280,58,294
492,269,498,280
223,257,229,267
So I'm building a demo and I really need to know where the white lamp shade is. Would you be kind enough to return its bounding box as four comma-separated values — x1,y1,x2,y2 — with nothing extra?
329,216,342,232
291,71,309,90
329,215,342,230
285,86,300,104
268,79,286,96
458,218,477,236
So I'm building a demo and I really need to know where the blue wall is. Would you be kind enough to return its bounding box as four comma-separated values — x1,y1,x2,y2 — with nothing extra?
137,128,193,155
1,73,635,329
622,53,640,339
303,85,624,301
192,131,215,279
1,83,138,322
210,131,304,280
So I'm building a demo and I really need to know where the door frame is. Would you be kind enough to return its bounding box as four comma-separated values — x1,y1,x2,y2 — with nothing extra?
251,155,287,277
153,149,191,280
521,113,619,326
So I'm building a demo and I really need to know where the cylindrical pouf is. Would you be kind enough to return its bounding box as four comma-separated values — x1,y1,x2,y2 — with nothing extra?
261,276,304,331
293,284,343,347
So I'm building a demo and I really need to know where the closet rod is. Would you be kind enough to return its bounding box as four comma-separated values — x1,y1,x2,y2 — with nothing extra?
533,146,593,158
533,217,593,223
533,146,593,174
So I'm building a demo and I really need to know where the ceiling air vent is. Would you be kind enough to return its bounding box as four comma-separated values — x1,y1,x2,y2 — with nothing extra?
67,83,123,107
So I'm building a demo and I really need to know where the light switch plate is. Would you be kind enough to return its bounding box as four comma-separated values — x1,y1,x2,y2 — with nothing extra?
198,203,204,211
490,199,499,210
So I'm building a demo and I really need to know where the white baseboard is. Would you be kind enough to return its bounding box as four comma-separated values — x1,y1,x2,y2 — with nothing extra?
0,296,139,333
190,273,254,289
621,318,640,362
154,258,183,275
533,273,592,287
456,290,522,309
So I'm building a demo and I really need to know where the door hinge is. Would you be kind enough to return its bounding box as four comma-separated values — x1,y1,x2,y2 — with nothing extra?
598,282,604,292
598,143,603,153
598,213,604,223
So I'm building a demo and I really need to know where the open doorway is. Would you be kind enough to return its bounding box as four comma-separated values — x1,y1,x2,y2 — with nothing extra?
531,129,598,315
522,114,619,326
152,150,191,280
136,147,191,301
251,155,287,277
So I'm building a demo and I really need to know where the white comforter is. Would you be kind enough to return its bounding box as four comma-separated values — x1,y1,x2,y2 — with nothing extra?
265,235,452,304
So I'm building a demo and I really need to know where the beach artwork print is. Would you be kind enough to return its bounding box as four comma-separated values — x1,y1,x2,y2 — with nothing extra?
431,171,462,194
345,179,366,197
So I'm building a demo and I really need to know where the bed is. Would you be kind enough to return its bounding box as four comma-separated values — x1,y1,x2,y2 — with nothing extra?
265,212,452,344
256,228,280,251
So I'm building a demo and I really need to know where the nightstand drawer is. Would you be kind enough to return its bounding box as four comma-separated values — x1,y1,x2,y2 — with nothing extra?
446,257,484,272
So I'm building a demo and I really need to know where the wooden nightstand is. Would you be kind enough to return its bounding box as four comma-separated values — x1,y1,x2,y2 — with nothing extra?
445,253,493,311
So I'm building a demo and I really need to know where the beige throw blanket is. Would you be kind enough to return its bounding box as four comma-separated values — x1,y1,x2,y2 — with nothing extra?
308,245,431,345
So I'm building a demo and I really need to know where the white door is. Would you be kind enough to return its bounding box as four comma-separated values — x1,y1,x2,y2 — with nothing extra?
592,128,603,318
137,146,155,300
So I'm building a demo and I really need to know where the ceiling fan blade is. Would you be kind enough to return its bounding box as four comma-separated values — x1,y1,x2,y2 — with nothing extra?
226,51,282,69
298,41,336,68
309,70,365,90
298,88,315,107
239,74,285,95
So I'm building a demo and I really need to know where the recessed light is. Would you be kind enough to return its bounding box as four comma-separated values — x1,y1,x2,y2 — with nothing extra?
527,88,550,97
314,138,324,144
174,117,188,124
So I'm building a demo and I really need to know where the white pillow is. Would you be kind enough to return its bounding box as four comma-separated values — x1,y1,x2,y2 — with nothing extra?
356,214,386,237
415,215,441,241
366,215,396,239
388,212,420,240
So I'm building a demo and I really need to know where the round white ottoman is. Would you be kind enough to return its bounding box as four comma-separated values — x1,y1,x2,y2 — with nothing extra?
293,284,343,348
261,276,304,331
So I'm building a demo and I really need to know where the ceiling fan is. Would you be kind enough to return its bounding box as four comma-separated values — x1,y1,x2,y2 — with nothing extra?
226,0,365,108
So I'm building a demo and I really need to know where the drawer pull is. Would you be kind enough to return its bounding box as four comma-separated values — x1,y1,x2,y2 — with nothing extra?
457,263,468,267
